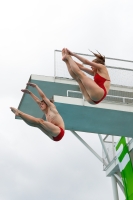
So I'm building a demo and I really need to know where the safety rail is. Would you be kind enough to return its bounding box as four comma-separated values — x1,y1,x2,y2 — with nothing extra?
67,90,133,104
54,50,133,87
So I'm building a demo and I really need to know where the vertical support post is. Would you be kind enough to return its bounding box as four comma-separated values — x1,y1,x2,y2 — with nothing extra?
127,137,129,143
111,176,119,200
98,134,110,163
98,135,119,200
82,96,85,106
116,179,125,195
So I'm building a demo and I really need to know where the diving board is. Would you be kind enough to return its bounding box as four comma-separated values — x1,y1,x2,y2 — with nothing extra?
17,74,133,137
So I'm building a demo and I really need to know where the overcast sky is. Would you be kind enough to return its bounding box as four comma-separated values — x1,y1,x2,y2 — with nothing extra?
1,0,133,199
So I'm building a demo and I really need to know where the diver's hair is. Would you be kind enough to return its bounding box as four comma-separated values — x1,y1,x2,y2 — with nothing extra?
49,97,54,103
89,50,105,65
41,97,54,104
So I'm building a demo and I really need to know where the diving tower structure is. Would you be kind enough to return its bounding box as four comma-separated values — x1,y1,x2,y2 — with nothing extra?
17,50,133,200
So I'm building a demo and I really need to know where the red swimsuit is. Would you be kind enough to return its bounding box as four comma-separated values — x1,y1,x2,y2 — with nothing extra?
53,127,65,141
92,73,110,104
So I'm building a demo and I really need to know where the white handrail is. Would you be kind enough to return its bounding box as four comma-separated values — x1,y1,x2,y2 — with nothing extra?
67,90,133,103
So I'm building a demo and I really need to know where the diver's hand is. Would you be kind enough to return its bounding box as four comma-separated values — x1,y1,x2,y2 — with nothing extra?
27,82,37,88
21,89,31,94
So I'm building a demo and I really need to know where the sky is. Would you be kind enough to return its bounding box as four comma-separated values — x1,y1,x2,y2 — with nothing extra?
1,0,133,199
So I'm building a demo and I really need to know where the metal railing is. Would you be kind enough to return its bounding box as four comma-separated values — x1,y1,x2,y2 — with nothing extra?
67,90,133,105
54,50,133,87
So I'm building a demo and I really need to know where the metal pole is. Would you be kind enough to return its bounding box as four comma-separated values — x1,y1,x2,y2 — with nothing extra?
127,137,129,143
55,49,133,63
115,179,125,195
98,135,120,200
114,174,123,185
98,134,110,163
72,131,122,199
103,134,109,141
114,174,125,196
71,131,107,166
111,176,119,200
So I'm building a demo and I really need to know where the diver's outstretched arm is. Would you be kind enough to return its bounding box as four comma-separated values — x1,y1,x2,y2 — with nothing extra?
26,83,52,106
75,61,94,76
21,89,41,106
66,49,87,64
66,48,103,69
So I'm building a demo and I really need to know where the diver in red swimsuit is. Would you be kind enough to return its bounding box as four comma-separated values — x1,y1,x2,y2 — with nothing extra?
62,48,110,104
10,83,65,142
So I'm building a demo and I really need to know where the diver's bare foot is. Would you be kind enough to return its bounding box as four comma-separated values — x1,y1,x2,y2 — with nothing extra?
10,107,20,116
62,48,69,61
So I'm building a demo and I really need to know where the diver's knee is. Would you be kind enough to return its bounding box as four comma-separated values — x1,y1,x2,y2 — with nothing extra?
38,118,45,124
